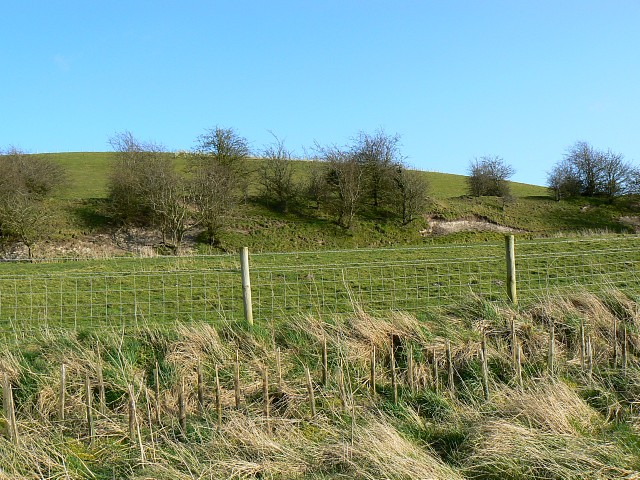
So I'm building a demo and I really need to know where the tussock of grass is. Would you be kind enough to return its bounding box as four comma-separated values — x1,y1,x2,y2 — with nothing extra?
2,291,640,478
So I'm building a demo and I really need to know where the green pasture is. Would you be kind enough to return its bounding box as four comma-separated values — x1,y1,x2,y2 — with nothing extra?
1,235,639,334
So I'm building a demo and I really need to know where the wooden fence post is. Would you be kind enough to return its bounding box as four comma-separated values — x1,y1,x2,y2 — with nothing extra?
85,373,94,442
60,363,66,422
240,247,253,326
505,235,517,305
480,334,489,401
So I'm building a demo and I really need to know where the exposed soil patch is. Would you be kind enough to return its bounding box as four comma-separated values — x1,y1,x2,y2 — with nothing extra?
420,215,526,236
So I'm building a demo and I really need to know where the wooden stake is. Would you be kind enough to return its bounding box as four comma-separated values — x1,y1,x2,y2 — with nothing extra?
234,349,241,409
432,347,439,393
369,343,376,396
516,341,523,389
178,378,186,437
262,366,270,432
548,323,555,376
587,335,593,381
128,384,136,444
197,361,205,416
305,366,316,418
338,364,348,412
321,336,328,386
613,317,618,366
407,344,415,394
580,319,586,370
240,247,253,326
390,338,398,405
215,365,222,431
480,334,489,401
623,326,628,374
446,340,455,394
505,235,517,305
276,347,283,390
153,362,161,425
96,348,106,415
59,363,66,422
85,373,94,442
510,318,517,365
2,372,18,445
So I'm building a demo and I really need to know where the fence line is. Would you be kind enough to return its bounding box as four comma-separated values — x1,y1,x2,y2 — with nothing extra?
1,235,639,334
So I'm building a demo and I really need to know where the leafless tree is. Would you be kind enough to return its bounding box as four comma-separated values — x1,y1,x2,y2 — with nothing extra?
467,155,515,197
352,129,401,209
189,127,249,246
553,141,633,202
259,135,297,213
393,166,429,225
547,158,582,201
108,132,191,252
0,147,66,258
321,145,365,228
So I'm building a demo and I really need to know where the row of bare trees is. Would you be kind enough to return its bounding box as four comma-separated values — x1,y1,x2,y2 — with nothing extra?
107,128,430,251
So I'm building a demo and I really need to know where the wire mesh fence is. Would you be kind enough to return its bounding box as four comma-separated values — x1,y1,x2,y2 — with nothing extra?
1,235,639,334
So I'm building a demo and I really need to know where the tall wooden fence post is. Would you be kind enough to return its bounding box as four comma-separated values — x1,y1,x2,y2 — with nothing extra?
240,247,254,326
505,235,517,305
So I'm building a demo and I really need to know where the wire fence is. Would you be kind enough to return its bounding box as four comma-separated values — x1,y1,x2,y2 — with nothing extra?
1,236,639,334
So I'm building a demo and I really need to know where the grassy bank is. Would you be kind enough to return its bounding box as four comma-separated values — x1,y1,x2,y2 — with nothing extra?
1,291,640,478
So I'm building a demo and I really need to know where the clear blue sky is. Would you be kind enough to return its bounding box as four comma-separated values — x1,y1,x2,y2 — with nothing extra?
2,1,639,186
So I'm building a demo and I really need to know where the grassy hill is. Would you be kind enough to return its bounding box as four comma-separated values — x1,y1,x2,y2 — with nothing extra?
9,152,639,258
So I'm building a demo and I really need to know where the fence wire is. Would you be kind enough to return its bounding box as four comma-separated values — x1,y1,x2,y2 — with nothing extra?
0,236,639,334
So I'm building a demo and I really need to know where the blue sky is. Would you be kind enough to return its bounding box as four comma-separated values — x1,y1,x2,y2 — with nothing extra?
2,1,639,185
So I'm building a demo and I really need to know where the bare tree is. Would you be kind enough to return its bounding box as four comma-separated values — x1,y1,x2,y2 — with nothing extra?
467,155,515,197
547,158,582,201
258,135,297,213
553,141,633,202
352,129,401,209
393,166,429,225
108,132,191,252
189,127,249,246
0,147,66,258
322,145,365,228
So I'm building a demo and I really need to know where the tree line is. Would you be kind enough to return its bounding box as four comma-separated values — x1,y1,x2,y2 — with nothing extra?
0,134,638,257
106,128,429,252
